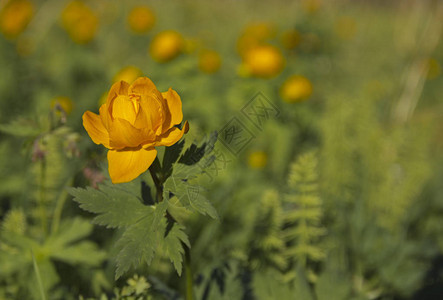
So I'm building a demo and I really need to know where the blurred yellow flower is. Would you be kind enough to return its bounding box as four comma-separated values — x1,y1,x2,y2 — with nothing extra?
280,75,313,103
51,96,73,114
426,58,441,80
0,0,34,39
149,30,184,63
237,22,275,56
113,66,143,84
281,29,301,50
334,16,357,41
83,77,189,183
243,44,285,78
62,1,98,44
198,50,221,74
127,5,155,34
248,151,267,169
301,0,322,14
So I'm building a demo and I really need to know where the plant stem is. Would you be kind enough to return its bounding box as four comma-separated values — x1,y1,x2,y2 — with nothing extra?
31,250,47,300
148,157,193,298
51,179,72,235
149,157,163,203
39,158,47,236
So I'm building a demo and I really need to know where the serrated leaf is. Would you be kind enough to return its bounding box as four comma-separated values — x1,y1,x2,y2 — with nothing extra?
162,221,190,276
114,200,169,279
69,185,152,228
164,175,218,219
178,131,218,166
162,140,185,178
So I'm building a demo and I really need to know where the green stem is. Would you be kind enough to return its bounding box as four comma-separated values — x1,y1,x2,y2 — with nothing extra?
39,158,47,236
149,157,163,203
148,158,193,298
51,180,72,235
184,245,194,300
31,251,47,300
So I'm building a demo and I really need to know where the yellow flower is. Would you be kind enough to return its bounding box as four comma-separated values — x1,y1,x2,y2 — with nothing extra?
280,75,313,103
51,96,73,114
127,5,155,34
113,66,143,84
83,77,189,183
0,0,34,39
243,44,285,78
237,22,275,56
198,50,221,74
149,30,184,63
62,1,98,44
281,29,301,50
426,58,441,80
248,151,267,169
301,0,322,14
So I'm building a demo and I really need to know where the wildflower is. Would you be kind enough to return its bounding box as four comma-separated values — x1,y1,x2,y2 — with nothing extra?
242,44,285,78
237,22,275,56
0,0,34,39
198,50,221,74
280,75,313,103
301,0,322,14
127,6,155,34
113,66,143,84
83,77,189,183
248,151,267,169
62,1,98,44
51,96,73,115
149,30,184,63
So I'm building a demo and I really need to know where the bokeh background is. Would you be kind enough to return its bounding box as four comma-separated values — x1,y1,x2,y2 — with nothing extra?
0,0,443,299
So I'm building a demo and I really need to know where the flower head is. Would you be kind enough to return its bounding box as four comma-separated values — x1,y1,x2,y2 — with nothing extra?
83,77,189,183
0,0,34,39
149,30,184,63
62,1,98,44
127,5,155,34
280,75,313,103
242,44,285,78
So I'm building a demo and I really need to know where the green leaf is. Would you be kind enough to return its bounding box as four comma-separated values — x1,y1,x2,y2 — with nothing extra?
50,241,106,266
162,140,185,179
178,131,218,166
69,185,152,228
114,200,168,279
0,118,44,137
162,221,190,275
162,132,219,219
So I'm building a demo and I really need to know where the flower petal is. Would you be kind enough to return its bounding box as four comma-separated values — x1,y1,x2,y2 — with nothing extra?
162,88,183,126
99,103,111,130
156,121,189,147
134,91,164,135
111,95,137,124
129,77,157,95
107,147,157,183
82,111,110,148
106,80,130,106
108,118,155,149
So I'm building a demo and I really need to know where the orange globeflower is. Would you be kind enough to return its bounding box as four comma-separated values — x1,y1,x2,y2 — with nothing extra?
127,5,155,34
0,0,34,39
82,77,189,183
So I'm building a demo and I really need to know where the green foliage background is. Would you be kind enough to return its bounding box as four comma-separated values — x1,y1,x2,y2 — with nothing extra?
0,0,443,299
